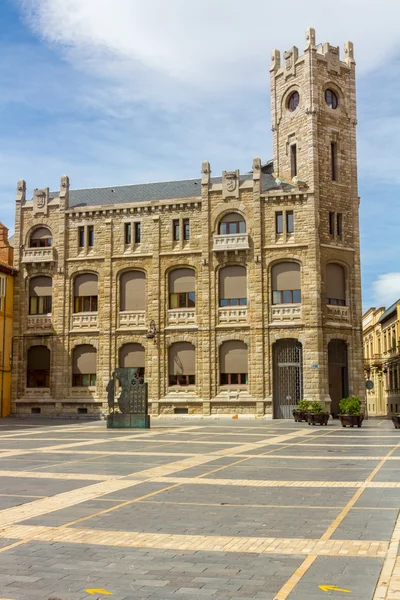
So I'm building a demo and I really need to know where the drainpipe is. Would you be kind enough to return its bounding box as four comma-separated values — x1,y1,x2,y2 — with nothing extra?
0,276,7,418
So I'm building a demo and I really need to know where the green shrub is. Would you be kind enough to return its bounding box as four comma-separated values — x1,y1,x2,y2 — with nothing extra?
339,396,361,415
297,399,311,411
308,401,326,414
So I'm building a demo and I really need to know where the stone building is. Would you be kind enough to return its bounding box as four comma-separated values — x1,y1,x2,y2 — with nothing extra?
363,302,400,416
0,223,15,417
11,28,365,418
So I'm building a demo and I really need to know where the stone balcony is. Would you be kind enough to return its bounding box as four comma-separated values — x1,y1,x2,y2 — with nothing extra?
218,306,248,324
21,247,55,264
167,308,196,327
212,233,250,252
326,305,350,322
271,304,302,323
118,310,146,329
27,315,52,331
71,312,98,330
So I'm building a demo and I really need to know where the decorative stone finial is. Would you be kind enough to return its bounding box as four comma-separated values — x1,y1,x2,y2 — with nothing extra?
344,41,355,65
270,49,281,72
252,158,261,181
16,179,26,202
201,161,211,185
60,175,70,205
305,27,316,51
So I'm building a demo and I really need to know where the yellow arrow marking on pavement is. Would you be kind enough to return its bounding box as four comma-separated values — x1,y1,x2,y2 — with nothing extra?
85,589,112,596
319,585,352,593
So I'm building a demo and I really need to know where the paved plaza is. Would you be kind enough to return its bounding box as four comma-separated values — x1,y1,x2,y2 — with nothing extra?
0,418,399,600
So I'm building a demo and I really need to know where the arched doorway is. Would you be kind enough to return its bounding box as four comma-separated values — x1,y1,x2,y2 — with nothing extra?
328,339,348,417
273,339,303,419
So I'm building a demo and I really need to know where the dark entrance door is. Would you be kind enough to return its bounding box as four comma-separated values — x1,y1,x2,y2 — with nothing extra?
273,339,303,419
328,340,348,417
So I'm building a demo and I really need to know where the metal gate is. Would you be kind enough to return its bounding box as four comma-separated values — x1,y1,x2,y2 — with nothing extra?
273,339,303,419
328,340,348,417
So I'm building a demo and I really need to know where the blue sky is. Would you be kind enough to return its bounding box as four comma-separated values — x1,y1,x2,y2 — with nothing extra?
1,0,400,310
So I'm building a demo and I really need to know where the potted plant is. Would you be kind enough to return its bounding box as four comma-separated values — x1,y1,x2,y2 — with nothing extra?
391,414,400,429
306,401,329,426
339,397,364,428
293,399,311,422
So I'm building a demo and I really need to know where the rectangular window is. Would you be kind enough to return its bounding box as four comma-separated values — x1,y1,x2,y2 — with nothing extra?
169,374,195,387
337,213,342,238
134,222,141,244
29,296,52,315
290,144,297,178
74,296,98,313
183,219,190,241
78,227,85,248
331,142,338,181
124,223,132,245
88,226,94,247
286,211,294,234
272,290,301,304
219,298,247,307
169,292,195,309
329,212,335,236
220,373,248,386
73,373,96,387
173,219,180,241
275,212,283,234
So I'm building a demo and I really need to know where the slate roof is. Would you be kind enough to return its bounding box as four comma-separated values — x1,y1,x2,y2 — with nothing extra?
48,171,280,209
378,300,399,324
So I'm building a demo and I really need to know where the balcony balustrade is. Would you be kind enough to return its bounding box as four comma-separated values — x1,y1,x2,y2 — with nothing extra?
326,305,350,322
271,304,302,323
22,247,55,264
118,310,146,329
71,313,98,329
167,308,196,326
218,306,248,324
27,315,52,331
212,233,249,252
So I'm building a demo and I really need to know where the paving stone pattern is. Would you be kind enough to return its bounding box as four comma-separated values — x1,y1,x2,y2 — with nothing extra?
0,417,398,599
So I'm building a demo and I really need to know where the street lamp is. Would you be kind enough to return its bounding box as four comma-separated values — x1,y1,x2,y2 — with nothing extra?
146,320,158,345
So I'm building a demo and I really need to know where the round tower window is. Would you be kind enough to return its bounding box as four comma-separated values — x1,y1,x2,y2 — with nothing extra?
325,89,338,109
287,91,299,112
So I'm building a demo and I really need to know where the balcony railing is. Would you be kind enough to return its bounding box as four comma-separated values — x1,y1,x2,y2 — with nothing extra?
326,305,350,322
118,310,146,328
71,313,98,329
22,247,55,264
168,308,196,326
27,315,52,331
218,306,248,324
271,304,302,323
212,233,250,252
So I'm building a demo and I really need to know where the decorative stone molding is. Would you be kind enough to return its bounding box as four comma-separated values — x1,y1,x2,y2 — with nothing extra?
27,315,52,331
33,188,49,217
213,233,249,252
71,313,98,330
202,161,211,185
284,46,298,78
218,307,248,324
326,305,350,322
118,311,146,329
21,247,55,264
167,309,196,326
271,304,302,323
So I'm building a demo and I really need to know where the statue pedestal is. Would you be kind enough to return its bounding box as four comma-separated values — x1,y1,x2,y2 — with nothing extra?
107,414,150,429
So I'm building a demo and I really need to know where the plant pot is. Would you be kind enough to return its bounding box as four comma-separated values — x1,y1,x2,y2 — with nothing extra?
307,412,329,426
392,415,400,429
292,409,307,422
339,414,364,428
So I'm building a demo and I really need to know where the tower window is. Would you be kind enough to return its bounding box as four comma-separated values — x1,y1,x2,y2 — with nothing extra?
331,142,338,181
286,211,294,234
337,213,343,238
290,145,297,178
325,89,338,109
287,91,299,112
275,212,283,234
329,212,335,236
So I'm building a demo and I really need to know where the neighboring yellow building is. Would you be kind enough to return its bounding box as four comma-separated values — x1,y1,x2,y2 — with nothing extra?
363,301,400,416
0,223,15,417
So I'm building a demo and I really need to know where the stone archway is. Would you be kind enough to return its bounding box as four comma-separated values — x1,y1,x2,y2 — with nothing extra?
328,339,349,417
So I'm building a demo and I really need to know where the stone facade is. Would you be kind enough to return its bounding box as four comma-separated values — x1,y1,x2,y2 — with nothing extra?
363,302,400,416
0,223,15,417
11,28,365,418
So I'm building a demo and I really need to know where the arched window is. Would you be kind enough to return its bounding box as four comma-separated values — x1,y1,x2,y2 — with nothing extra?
168,342,195,386
29,276,52,315
30,227,52,248
120,271,146,311
219,266,247,307
218,213,246,235
272,263,301,304
119,343,145,379
326,264,346,306
74,273,98,313
220,341,248,386
27,346,50,388
287,91,299,112
325,89,338,109
72,345,97,387
169,268,195,309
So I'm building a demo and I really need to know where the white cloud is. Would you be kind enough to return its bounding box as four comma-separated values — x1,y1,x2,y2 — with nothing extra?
18,0,400,108
372,274,400,308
